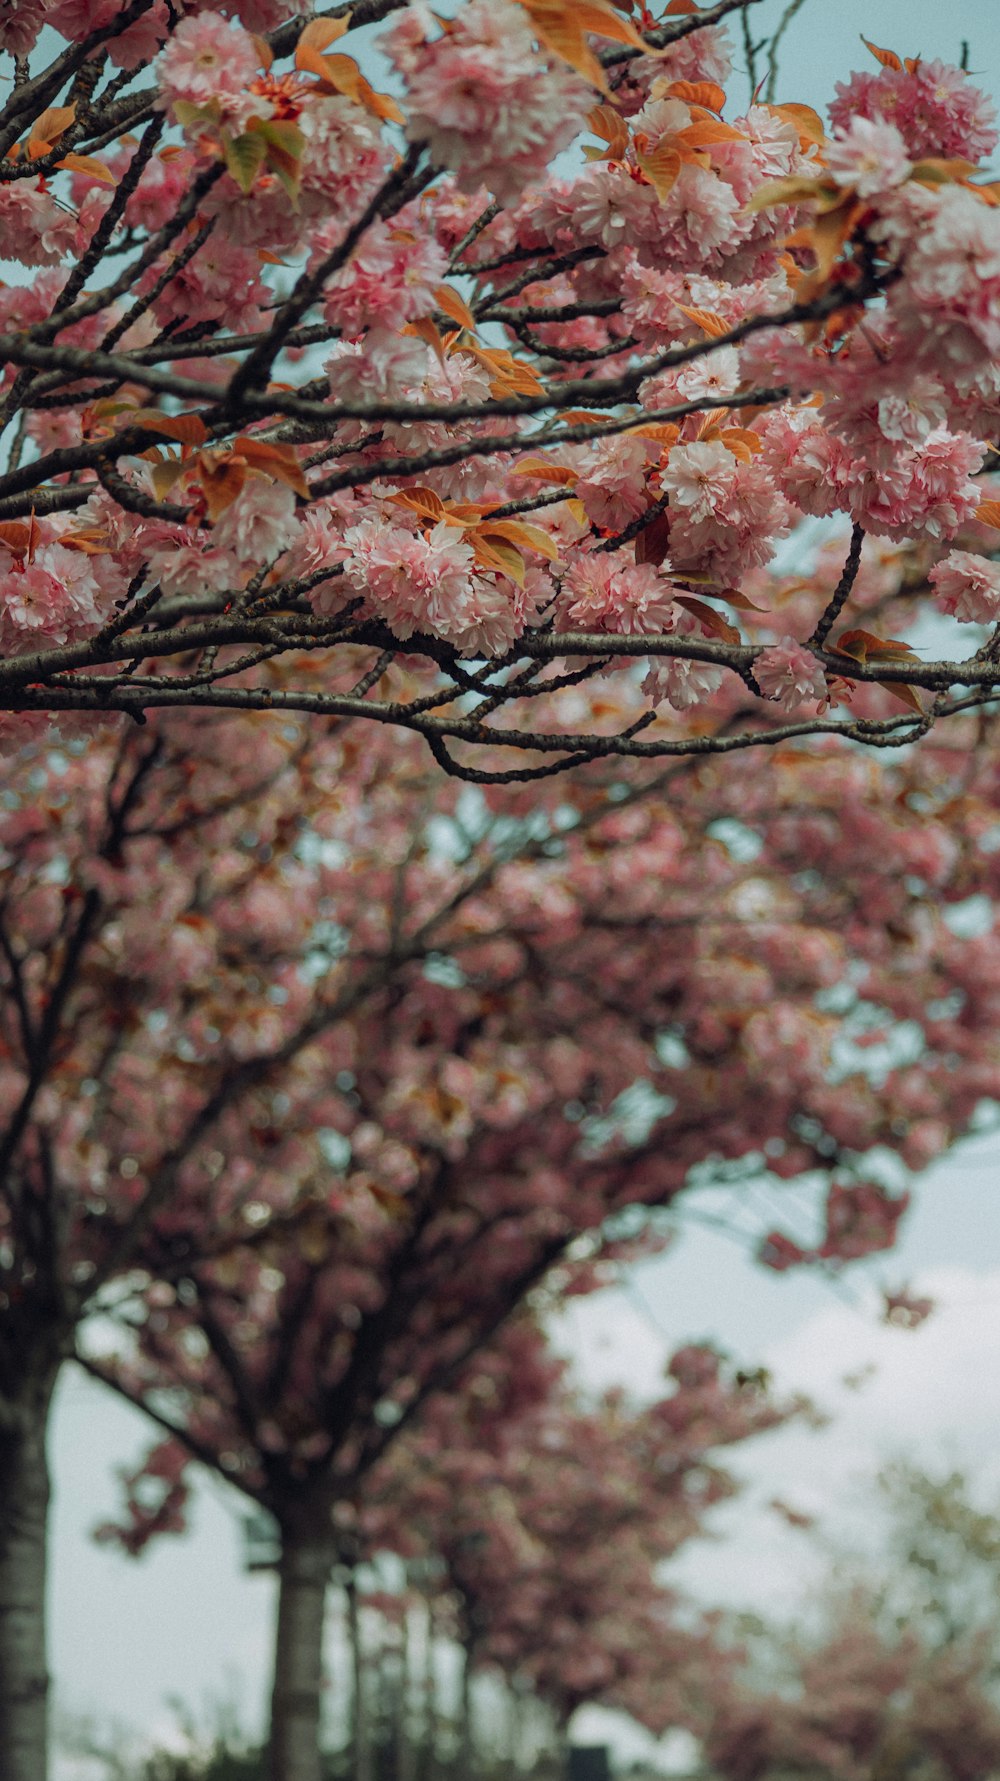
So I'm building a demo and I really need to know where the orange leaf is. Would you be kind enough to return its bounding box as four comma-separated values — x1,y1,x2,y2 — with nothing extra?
388,486,449,524
861,37,903,71
477,518,558,560
30,104,75,145
674,596,740,642
719,427,763,461
883,680,924,713
233,436,310,498
557,409,609,426
250,32,273,69
832,629,915,666
150,457,186,503
674,302,730,338
470,534,526,584
664,0,697,11
975,500,1000,529
909,156,978,188
587,103,630,160
517,0,653,93
510,458,577,486
665,79,726,113
745,173,831,213
297,42,403,121
767,102,826,148
434,283,477,332
127,409,209,446
295,15,351,58
197,452,248,521
717,587,769,612
60,526,110,556
633,140,681,201
628,421,680,449
56,150,117,185
0,520,33,554
678,118,745,148
805,197,861,281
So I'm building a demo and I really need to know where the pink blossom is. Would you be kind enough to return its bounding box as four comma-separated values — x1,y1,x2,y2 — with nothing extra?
829,59,998,162
144,237,270,332
557,557,677,636
146,540,241,602
212,481,300,568
326,329,432,406
0,0,46,55
320,222,448,335
0,185,78,268
155,14,263,124
125,149,201,234
299,98,394,217
283,507,353,604
577,437,655,532
754,639,828,709
929,549,1000,623
385,0,592,201
0,542,108,653
662,441,738,523
825,117,912,196
642,656,725,711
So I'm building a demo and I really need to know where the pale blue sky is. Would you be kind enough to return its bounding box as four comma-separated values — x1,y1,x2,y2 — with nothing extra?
49,1,1000,1770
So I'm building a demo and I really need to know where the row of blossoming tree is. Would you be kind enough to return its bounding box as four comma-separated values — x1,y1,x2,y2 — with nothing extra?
4,2,1000,1779
5,691,1000,1780
1,0,1000,774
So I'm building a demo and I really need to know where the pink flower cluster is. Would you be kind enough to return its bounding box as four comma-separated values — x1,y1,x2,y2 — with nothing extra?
0,534,122,657
754,639,827,711
341,518,544,656
662,441,787,583
385,0,593,201
829,57,998,161
319,222,448,336
929,550,1000,624
156,13,269,132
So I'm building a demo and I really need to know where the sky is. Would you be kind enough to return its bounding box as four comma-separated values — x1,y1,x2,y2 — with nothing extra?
44,0,1000,1773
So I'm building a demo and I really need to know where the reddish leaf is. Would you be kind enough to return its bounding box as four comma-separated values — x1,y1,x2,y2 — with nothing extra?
665,79,727,114
861,36,903,70
510,458,578,486
634,510,673,567
127,410,209,446
674,596,740,643
434,284,477,332
388,486,449,524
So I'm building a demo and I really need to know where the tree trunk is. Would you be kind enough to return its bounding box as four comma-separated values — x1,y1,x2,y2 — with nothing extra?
269,1526,334,1781
395,1609,415,1781
347,1569,374,1781
0,1370,56,1781
456,1640,475,1779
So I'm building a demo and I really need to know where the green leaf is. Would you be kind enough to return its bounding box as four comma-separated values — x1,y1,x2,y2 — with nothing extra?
248,117,306,202
223,129,268,196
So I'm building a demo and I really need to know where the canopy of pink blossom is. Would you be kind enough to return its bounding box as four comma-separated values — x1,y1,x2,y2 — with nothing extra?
2,4,1000,773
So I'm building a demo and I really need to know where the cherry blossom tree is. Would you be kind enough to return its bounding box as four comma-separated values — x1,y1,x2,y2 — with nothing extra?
2,4,1000,771
702,1464,1000,1781
6,673,1000,1776
354,1327,811,1748
1,699,988,1779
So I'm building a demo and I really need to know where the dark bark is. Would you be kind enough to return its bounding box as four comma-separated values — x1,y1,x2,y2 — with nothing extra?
268,1526,335,1781
0,1368,57,1781
346,1570,373,1781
